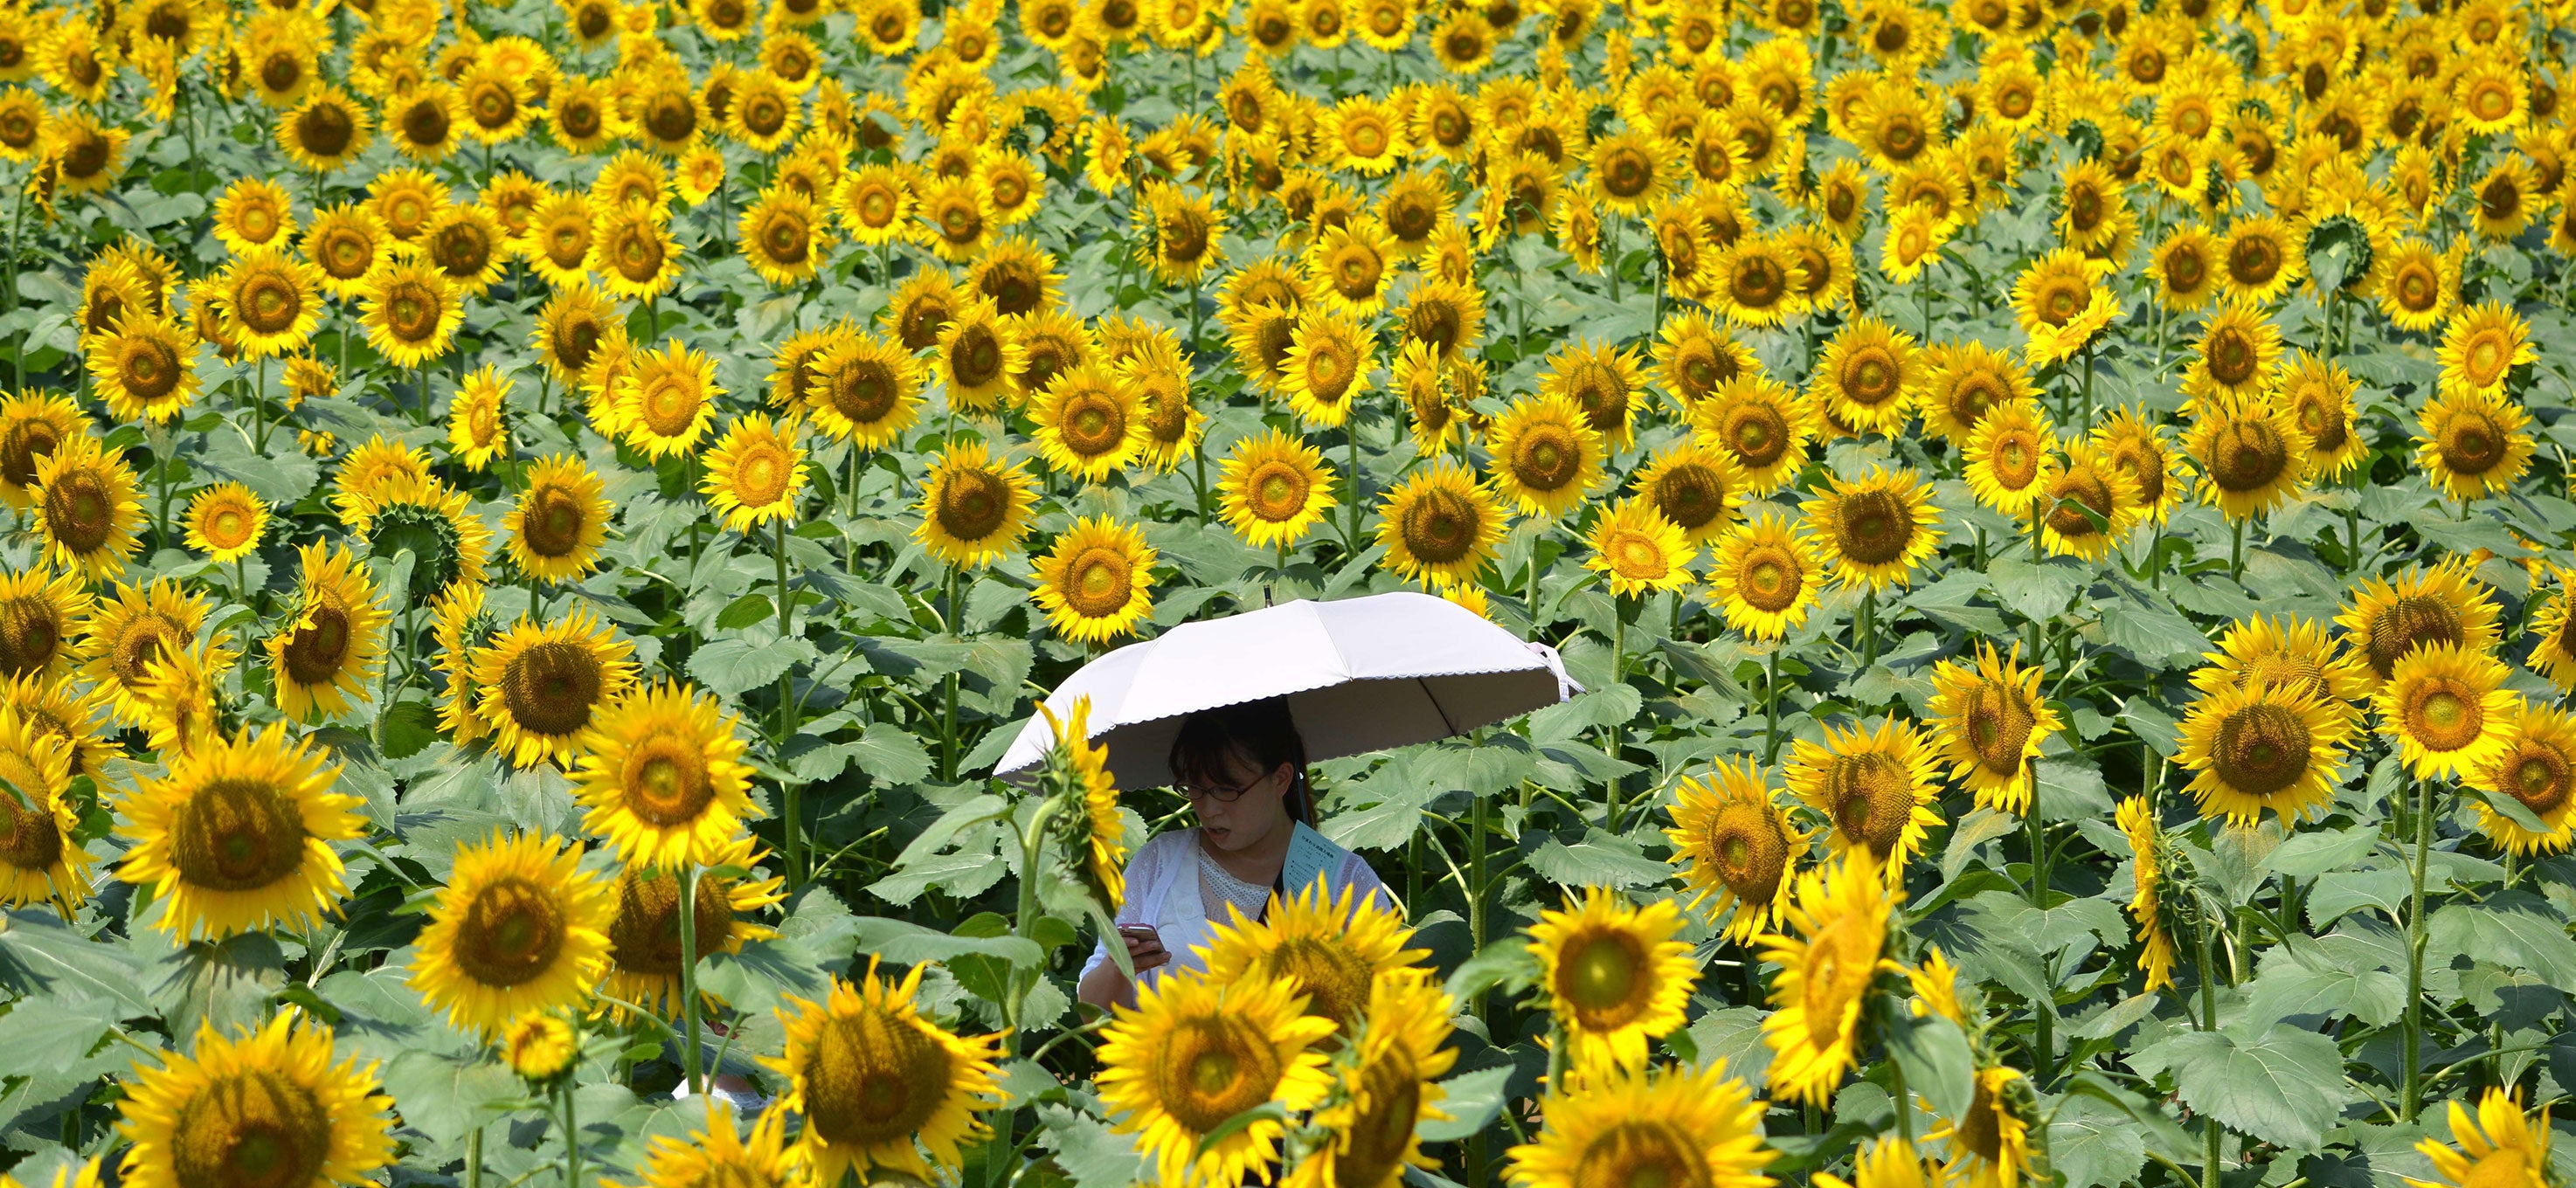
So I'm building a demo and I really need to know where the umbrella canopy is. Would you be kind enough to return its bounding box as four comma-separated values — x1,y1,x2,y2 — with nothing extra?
994,591,1580,788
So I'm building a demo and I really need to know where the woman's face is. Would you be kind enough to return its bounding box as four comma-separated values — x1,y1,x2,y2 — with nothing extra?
1186,749,1292,853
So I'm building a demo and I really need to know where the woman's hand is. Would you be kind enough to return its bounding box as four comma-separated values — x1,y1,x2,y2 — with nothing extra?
1118,924,1169,973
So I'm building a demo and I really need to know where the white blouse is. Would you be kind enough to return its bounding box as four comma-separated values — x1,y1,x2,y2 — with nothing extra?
1080,827,1392,993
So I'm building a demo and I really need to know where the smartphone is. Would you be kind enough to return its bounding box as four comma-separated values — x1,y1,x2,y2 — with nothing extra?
1118,924,1159,942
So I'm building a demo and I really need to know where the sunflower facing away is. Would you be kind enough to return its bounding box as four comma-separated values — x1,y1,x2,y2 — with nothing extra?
114,1014,394,1188
1785,715,1944,879
267,540,389,723
1506,1060,1773,1188
116,722,364,939
1219,427,1337,549
1032,516,1158,644
1755,853,1896,1108
1037,694,1126,907
408,829,615,1037
573,680,758,871
1931,1065,2036,1188
1202,875,1428,1039
1098,965,1335,1187
1927,642,2062,815
767,962,1006,1185
470,608,642,769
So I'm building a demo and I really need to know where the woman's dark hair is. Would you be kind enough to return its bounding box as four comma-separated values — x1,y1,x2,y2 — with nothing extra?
1168,696,1313,826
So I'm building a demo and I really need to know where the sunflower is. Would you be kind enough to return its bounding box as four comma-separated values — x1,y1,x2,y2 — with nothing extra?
45,110,125,196
1483,394,1603,520
569,683,755,875
114,1014,393,1188
796,333,919,450
2183,299,2282,404
81,579,204,727
30,432,142,582
1665,756,1804,944
523,195,597,289
2011,248,2120,368
617,339,720,459
1285,971,1454,1188
2275,351,2365,479
409,830,614,1037
1652,310,1757,409
1584,497,1694,598
1518,888,1695,1076
2469,702,2576,856
501,456,610,584
301,204,386,299
1203,876,1426,1040
2219,216,2302,303
0,704,85,916
2439,302,2534,398
358,259,461,369
2413,385,2532,504
213,178,297,254
422,205,508,295
1219,428,1337,549
931,298,1021,414
761,961,1011,1185
117,722,364,939
1800,466,1943,591
0,391,85,511
1786,716,1943,879
267,541,389,723
1808,316,1920,434
2377,239,2460,332
439,365,511,474
587,204,681,300
1031,517,1158,644
620,1100,802,1188
88,314,202,424
2338,560,2504,687
915,443,1038,568
502,1013,577,1083
1376,459,1506,589
1932,1066,2035,1188
2186,395,2309,521
0,568,86,684
2375,642,2516,783
2405,1089,2552,1188
2116,796,2177,992
1755,853,1896,1107
1695,376,1815,494
1036,694,1125,908
701,414,808,533
348,473,493,605
469,609,637,768
1963,402,2060,518
2036,444,2141,561
2174,679,2351,825
1029,362,1146,482
1274,308,1371,429
1098,967,1335,1187
2147,224,2223,312
1541,341,1645,449
1630,438,1737,544
1929,643,2062,815
1711,233,1806,328
1707,509,1821,640
1125,341,1201,473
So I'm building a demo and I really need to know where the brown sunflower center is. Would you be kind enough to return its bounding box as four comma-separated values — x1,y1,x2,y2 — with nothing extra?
522,487,589,559
1832,489,1913,565
1963,682,2036,776
2505,745,2573,817
1649,463,1724,533
606,869,732,977
2208,418,2289,494
41,468,114,553
1555,926,1647,1027
1737,545,1802,612
1400,487,1478,564
1153,1017,1282,1133
936,468,1010,542
0,776,62,872
2403,681,2483,753
2212,701,2312,797
1705,801,1788,901
453,875,567,987
1510,425,1581,494
1825,750,1914,855
1063,545,1137,618
280,603,352,687
120,335,184,400
502,639,605,737
1570,1122,1714,1188
169,777,308,893
170,1068,332,1188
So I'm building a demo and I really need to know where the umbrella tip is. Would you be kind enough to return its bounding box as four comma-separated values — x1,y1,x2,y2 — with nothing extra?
1263,584,1274,608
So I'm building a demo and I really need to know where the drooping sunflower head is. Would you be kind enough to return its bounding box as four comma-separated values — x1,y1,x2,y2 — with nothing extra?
115,722,364,940
468,608,641,769
1799,466,1942,591
349,472,491,604
407,829,615,1037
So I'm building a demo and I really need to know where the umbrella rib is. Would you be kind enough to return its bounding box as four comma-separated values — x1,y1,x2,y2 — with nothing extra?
1417,676,1458,735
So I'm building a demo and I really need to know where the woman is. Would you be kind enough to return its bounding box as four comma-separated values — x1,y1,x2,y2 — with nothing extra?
1076,696,1388,1012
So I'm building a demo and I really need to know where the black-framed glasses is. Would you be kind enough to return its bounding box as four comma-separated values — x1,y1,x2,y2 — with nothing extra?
1178,777,1256,802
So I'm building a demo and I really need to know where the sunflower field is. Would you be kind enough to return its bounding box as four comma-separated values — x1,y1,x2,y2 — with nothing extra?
5,0,2576,1184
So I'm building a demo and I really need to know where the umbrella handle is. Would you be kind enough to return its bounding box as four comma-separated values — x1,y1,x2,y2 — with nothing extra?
1527,641,1584,701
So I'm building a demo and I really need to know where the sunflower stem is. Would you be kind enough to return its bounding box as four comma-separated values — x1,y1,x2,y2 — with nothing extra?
2081,340,2095,432
775,515,802,890
2196,916,2224,1185
940,564,961,781
2026,806,2054,1086
1605,596,1625,831
2401,775,2434,1122
1344,421,1362,556
1859,586,1879,669
2228,516,2245,583
560,1075,580,1188
1763,646,1782,763
467,1126,484,1188
678,861,705,1097
253,356,269,453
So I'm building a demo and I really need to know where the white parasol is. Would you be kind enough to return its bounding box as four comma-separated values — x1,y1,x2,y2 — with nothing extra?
992,591,1582,788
